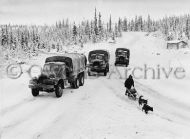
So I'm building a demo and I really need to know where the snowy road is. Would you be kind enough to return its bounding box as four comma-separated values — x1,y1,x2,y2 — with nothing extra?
1,77,190,139
1,32,190,139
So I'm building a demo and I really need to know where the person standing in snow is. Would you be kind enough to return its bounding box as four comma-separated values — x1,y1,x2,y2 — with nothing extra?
124,75,134,96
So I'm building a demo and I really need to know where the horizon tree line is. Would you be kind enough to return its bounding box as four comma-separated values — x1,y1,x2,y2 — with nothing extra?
0,9,190,60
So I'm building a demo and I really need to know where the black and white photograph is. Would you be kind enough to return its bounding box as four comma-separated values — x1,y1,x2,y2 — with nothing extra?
0,0,190,138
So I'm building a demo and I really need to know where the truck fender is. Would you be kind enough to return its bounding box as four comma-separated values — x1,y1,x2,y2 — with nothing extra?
58,79,64,89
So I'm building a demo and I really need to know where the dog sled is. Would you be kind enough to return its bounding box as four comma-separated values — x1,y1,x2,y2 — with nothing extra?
124,87,154,114
125,88,138,100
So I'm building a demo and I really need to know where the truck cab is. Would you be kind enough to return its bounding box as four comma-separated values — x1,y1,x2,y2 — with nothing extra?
115,48,130,67
42,62,66,80
88,50,110,76
29,62,66,98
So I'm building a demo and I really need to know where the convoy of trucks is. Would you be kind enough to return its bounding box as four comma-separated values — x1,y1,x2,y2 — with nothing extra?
29,48,130,98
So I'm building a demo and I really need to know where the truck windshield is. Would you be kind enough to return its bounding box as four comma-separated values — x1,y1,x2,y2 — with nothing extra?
91,54,104,60
117,51,127,56
42,64,62,75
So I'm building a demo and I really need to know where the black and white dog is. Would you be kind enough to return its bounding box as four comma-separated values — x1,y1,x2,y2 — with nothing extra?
138,95,148,106
142,104,153,114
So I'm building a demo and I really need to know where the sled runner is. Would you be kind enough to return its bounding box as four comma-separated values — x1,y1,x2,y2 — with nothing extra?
125,88,138,100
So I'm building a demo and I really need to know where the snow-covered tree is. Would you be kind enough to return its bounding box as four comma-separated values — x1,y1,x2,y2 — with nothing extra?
109,15,112,33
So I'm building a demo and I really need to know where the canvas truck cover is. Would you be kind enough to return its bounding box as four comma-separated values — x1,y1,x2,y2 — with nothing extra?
88,50,110,63
63,53,86,74
45,53,86,75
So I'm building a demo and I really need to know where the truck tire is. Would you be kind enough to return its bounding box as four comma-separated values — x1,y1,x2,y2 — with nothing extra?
61,81,65,89
55,84,63,98
75,78,80,88
79,74,85,86
71,78,79,89
104,71,107,76
126,61,129,67
32,89,39,97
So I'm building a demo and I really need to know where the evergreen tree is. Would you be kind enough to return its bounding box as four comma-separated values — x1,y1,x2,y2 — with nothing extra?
123,18,127,31
130,19,135,31
94,8,98,35
109,15,112,33
1,28,5,46
106,23,109,32
9,28,14,48
185,16,190,39
147,15,151,32
114,23,119,37
21,32,25,49
98,12,103,38
73,23,77,36
56,21,59,28
135,16,138,31
65,19,69,28
118,18,122,37
138,16,143,31
62,19,65,28
85,21,91,39
72,23,77,43
58,21,62,28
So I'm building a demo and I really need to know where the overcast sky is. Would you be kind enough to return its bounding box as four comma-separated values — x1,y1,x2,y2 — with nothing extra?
0,0,190,25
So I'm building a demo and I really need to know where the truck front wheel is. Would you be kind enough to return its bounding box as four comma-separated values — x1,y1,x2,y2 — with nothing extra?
32,89,39,97
55,84,63,98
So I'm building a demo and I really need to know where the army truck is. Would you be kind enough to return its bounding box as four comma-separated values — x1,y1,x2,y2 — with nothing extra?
115,48,130,67
88,49,110,76
29,53,87,98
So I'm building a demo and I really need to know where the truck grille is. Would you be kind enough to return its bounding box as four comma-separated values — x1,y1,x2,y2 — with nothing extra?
42,79,55,85
93,61,101,67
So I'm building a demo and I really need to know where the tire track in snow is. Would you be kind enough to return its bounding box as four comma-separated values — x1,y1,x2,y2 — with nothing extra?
1,87,73,115
99,77,183,123
2,98,54,130
33,79,101,139
105,69,190,125
1,97,35,115
1,89,72,135
97,77,142,114
108,62,190,125
135,81,190,124
37,78,143,139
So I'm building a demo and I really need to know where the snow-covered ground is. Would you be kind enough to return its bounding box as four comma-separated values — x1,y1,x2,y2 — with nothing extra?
1,32,190,139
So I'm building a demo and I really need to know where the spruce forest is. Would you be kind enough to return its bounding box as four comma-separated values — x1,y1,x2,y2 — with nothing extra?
0,9,190,60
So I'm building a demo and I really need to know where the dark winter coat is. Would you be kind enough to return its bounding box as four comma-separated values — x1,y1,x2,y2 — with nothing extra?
124,77,134,89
